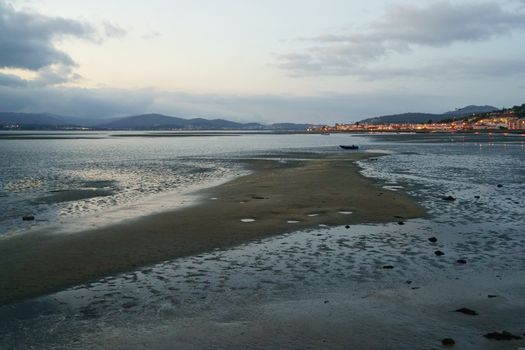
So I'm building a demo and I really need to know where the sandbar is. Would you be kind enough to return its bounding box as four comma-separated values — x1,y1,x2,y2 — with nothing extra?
0,152,425,305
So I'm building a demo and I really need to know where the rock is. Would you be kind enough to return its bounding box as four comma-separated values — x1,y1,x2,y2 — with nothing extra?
441,338,455,346
454,307,478,315
483,331,522,341
397,221,405,225
345,225,350,229
497,184,503,188
487,294,499,298
22,215,35,221
457,259,467,264
443,195,456,201
406,280,412,284
324,300,329,304
428,237,438,243
434,250,445,256
382,265,394,269
474,195,480,199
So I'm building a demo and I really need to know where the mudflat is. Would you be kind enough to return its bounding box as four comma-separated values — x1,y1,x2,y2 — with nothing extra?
0,152,425,305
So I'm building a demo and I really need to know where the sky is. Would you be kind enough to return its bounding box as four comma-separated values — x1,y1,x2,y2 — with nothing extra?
1,0,525,124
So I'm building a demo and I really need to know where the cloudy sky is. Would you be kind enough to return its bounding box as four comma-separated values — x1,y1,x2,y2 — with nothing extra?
1,0,525,123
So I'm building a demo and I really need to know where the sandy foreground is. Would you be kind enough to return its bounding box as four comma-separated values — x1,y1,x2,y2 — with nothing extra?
0,152,425,305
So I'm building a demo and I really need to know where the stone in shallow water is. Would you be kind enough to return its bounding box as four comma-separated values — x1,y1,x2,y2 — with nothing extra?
22,215,35,221
287,220,300,224
441,338,455,346
240,218,255,223
307,213,320,217
338,211,352,215
484,331,522,341
454,307,478,315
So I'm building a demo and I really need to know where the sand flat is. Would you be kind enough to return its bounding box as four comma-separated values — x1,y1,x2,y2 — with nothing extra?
0,152,425,305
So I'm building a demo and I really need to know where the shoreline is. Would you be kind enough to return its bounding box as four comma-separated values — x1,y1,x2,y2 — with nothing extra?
0,152,426,305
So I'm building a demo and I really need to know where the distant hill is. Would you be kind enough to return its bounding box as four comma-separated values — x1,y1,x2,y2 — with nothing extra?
360,105,498,125
0,112,310,131
0,112,70,127
96,114,310,131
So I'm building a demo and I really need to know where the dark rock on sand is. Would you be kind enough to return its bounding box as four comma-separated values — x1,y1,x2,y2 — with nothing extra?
474,195,480,199
455,307,478,316
406,280,412,284
22,215,35,221
484,331,522,341
443,196,456,201
345,225,350,229
441,338,455,346
497,184,503,188
382,265,394,269
487,295,499,298
397,221,405,225
428,237,438,243
457,259,467,264
434,250,445,256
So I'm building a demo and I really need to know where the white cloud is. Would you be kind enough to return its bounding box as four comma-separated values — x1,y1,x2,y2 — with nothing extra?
275,1,525,77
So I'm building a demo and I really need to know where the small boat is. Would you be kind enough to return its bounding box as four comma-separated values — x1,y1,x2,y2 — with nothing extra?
339,145,359,150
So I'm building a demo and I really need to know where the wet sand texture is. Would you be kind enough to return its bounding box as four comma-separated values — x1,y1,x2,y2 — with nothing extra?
0,153,425,304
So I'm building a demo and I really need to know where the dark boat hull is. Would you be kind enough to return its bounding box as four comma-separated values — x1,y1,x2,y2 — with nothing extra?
339,145,359,150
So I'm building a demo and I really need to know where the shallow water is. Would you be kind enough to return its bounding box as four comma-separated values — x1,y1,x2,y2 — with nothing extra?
0,133,524,349
0,131,367,236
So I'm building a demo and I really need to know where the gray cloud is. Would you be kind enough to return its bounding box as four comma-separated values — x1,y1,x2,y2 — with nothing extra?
0,2,96,70
0,2,126,88
276,1,525,76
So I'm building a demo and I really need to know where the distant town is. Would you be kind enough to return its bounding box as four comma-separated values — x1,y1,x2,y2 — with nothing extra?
308,104,525,133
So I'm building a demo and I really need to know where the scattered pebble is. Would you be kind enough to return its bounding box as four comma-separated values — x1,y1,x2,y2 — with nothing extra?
240,219,255,223
487,295,499,298
307,213,320,217
287,220,300,224
474,195,480,199
397,221,405,225
428,237,438,243
454,307,478,316
442,196,456,201
497,184,503,188
434,250,445,256
382,265,394,269
456,259,467,264
345,225,350,229
441,338,455,346
338,211,353,215
484,331,522,341
22,215,35,221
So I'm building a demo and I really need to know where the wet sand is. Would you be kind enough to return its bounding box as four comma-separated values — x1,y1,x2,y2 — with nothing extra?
0,152,425,305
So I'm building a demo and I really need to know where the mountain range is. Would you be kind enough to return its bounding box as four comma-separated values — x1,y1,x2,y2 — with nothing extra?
0,112,310,131
358,105,499,125
0,105,502,130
